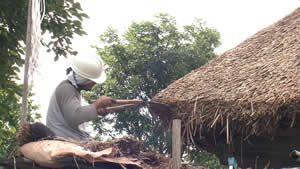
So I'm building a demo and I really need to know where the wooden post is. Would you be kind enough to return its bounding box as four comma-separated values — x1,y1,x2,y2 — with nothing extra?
172,119,181,169
226,114,229,144
21,0,33,126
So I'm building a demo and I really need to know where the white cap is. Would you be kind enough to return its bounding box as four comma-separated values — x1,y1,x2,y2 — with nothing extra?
70,54,106,84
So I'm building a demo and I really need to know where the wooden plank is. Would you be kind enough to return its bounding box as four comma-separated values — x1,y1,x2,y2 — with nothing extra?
0,157,45,169
172,119,181,169
0,157,125,169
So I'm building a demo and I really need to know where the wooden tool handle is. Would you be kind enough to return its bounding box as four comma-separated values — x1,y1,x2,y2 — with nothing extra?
106,104,141,112
114,99,144,104
89,99,144,105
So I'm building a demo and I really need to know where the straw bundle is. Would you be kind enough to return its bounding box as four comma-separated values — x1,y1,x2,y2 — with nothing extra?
152,7,300,145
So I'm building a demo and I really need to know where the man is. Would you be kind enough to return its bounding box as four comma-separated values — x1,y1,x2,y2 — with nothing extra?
46,54,115,140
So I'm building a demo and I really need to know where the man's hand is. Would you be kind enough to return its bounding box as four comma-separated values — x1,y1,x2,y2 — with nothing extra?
92,96,116,116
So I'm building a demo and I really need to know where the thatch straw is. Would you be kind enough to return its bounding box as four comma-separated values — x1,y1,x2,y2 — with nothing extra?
152,7,300,144
16,123,170,169
16,122,55,146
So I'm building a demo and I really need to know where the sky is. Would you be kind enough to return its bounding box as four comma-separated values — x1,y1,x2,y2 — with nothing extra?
33,0,300,123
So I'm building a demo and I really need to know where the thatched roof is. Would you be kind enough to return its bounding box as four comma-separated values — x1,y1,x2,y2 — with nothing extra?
152,7,300,143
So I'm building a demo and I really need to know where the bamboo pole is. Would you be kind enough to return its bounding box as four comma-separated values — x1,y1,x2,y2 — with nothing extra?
172,119,181,169
21,0,33,126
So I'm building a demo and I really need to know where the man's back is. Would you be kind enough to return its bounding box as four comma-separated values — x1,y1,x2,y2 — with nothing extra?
46,80,97,140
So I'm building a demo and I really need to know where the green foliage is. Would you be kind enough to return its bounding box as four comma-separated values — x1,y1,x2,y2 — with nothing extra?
0,88,40,158
0,0,87,158
87,13,220,155
41,0,88,60
0,121,17,159
184,146,227,168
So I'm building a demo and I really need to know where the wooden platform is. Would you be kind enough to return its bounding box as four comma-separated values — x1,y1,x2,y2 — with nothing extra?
0,157,209,169
0,157,139,169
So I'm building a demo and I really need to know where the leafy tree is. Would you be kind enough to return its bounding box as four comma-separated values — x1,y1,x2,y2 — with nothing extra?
87,13,220,154
183,145,226,168
0,0,88,157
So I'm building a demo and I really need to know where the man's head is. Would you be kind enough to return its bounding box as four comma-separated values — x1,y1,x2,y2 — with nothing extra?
67,54,106,90
71,54,106,83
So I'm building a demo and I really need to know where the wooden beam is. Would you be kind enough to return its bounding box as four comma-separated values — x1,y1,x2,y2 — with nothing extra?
21,0,34,126
0,157,126,169
172,119,181,169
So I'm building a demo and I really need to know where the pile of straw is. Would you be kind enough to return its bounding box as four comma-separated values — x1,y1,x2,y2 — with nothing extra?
16,122,169,169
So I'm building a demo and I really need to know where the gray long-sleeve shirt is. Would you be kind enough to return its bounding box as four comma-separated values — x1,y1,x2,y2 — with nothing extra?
46,80,98,140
